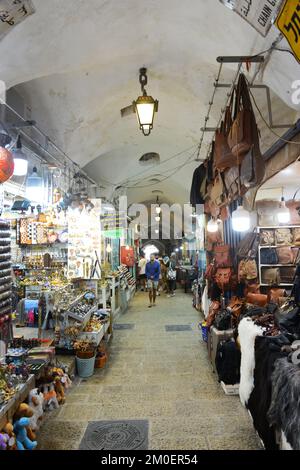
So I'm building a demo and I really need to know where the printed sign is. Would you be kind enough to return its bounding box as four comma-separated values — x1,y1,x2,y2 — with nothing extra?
0,0,35,38
219,0,284,36
276,0,300,63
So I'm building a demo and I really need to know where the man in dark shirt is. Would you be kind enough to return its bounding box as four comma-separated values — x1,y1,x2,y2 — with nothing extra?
145,253,161,308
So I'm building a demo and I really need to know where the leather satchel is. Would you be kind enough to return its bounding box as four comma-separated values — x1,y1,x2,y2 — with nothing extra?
260,230,275,246
210,173,227,207
276,247,294,265
286,200,300,225
261,267,281,285
228,74,256,161
214,244,232,268
268,288,287,304
280,267,296,284
215,268,232,290
275,228,293,246
240,142,265,189
206,300,220,328
214,103,236,171
236,232,259,258
260,248,278,265
256,200,280,227
246,293,268,307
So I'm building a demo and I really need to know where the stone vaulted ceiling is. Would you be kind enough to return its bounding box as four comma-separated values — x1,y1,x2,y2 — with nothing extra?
0,0,300,205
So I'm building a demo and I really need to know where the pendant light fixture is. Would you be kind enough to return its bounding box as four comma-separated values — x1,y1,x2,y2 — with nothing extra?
13,135,28,176
26,166,43,203
207,218,219,233
277,194,290,224
232,204,250,232
121,68,158,136
155,215,161,222
155,196,161,214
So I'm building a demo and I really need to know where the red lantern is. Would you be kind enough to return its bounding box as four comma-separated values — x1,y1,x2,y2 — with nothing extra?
0,147,14,183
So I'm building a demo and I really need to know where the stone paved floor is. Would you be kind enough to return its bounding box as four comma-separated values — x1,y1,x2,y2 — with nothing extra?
37,291,263,450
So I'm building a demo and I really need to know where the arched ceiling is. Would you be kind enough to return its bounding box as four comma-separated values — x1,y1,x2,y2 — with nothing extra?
1,0,300,205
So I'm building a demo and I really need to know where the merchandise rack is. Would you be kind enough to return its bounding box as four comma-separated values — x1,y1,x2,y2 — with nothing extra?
258,225,300,288
0,220,12,345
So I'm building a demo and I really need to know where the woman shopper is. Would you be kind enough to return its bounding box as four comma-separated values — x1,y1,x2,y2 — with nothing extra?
166,252,177,298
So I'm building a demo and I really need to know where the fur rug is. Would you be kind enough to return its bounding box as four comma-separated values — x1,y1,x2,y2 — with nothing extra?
268,358,300,450
238,317,264,407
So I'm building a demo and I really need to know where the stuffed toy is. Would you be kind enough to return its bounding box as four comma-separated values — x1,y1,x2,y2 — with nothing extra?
28,388,44,431
13,404,37,451
54,377,65,404
2,423,17,450
0,432,9,450
43,383,59,411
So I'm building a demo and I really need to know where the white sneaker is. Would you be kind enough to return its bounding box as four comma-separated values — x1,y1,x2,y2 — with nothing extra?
167,295,171,298
171,293,175,297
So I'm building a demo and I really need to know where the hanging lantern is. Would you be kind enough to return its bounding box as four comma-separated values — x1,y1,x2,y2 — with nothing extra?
0,147,14,183
26,166,43,203
277,197,290,224
232,205,250,232
133,68,158,136
13,136,28,176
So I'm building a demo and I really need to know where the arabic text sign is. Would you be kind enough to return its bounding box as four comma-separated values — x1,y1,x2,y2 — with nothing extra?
276,0,300,63
0,0,35,37
219,0,284,36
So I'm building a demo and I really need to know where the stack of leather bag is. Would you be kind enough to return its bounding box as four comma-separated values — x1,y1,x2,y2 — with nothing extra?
190,73,265,216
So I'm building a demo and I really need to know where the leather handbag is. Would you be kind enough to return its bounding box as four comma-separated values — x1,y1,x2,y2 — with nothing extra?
214,244,232,268
228,74,257,161
286,200,300,225
293,228,300,245
240,142,265,189
276,246,294,265
260,230,275,246
280,267,296,284
227,297,243,319
244,282,260,296
215,268,232,290
238,259,246,281
190,163,207,206
261,267,281,285
268,288,287,304
214,102,236,171
206,142,215,185
256,200,280,227
213,308,232,331
260,248,278,265
292,247,299,263
246,293,268,307
223,166,247,203
244,259,258,280
275,228,293,246
236,232,259,259
210,173,227,207
206,300,220,328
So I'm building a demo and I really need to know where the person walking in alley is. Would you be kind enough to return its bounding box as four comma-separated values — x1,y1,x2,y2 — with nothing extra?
138,253,147,291
166,252,177,297
145,253,161,308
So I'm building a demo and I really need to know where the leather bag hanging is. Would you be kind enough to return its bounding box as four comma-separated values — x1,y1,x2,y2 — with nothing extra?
280,267,296,284
214,99,236,171
215,268,232,290
214,244,232,268
268,288,287,304
244,259,258,280
236,232,259,259
286,200,300,225
206,142,215,185
206,300,220,328
228,74,255,161
293,228,300,245
190,163,206,206
210,172,227,208
260,229,275,246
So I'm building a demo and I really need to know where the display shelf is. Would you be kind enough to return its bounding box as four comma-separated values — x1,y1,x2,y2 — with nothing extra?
0,375,35,429
258,225,300,229
260,264,296,267
259,245,300,249
260,283,294,287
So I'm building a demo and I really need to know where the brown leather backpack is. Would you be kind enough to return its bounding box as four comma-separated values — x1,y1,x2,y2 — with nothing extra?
214,244,232,268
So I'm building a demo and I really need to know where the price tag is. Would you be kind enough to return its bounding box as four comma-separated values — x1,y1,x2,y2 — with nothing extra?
0,0,35,38
276,0,300,63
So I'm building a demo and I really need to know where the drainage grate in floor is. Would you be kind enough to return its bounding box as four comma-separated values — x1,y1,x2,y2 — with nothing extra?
114,323,135,330
165,324,192,332
79,420,149,450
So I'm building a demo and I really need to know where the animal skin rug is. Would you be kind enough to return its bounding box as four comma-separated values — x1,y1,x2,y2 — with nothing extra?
238,317,264,407
268,358,300,450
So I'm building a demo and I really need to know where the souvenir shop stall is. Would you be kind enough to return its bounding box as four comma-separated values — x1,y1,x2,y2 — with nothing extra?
190,71,300,450
0,153,137,451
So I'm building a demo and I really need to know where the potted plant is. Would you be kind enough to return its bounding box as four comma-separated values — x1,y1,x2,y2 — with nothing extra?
73,339,97,378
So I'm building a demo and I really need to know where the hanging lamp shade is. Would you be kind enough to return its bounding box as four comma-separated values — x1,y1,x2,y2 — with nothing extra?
207,218,219,233
277,197,290,224
0,147,14,183
134,95,158,136
26,166,43,203
232,205,250,232
13,136,28,176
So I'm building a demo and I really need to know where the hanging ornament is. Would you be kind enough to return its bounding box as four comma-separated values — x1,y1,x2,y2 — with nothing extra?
232,205,250,232
0,147,14,183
